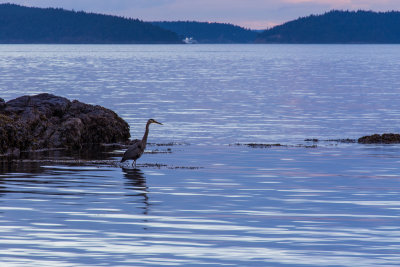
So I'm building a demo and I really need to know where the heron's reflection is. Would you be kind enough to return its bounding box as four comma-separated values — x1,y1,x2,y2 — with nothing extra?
122,167,149,214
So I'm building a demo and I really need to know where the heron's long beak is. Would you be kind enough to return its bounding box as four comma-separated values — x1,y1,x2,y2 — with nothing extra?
154,120,163,125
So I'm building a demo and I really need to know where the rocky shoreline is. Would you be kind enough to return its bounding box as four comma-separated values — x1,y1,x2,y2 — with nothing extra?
234,133,400,149
1,93,400,157
305,134,400,145
0,93,130,155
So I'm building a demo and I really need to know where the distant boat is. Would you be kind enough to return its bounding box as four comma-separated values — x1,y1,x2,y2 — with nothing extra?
183,37,198,44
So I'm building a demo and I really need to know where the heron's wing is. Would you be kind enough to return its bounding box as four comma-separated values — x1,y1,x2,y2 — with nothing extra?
121,140,144,162
129,139,141,145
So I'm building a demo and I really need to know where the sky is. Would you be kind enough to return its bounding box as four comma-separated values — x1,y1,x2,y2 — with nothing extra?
1,0,400,29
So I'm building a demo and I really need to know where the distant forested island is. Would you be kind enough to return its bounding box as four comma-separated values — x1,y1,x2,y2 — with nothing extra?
2,4,400,44
152,21,257,43
256,10,400,43
0,4,181,43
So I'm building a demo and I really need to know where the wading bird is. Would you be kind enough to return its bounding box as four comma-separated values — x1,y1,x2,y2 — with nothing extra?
121,119,163,168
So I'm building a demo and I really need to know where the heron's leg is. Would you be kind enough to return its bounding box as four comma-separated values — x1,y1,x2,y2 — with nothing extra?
134,160,137,169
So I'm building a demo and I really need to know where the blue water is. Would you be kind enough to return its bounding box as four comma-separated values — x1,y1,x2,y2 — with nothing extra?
1,44,400,266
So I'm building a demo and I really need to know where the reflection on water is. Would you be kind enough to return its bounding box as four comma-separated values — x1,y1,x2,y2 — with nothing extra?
1,45,400,266
123,168,149,215
2,45,400,145
1,145,400,266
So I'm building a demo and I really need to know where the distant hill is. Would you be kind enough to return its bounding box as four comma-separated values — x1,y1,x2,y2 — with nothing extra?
0,4,181,44
256,10,400,43
152,21,257,43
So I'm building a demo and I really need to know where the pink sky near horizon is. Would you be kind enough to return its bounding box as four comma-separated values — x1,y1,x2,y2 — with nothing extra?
1,0,400,29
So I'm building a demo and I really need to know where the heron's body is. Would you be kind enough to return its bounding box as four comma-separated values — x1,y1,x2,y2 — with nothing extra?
121,119,162,168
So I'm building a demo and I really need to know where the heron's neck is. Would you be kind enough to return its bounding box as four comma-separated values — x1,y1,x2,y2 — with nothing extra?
141,122,151,145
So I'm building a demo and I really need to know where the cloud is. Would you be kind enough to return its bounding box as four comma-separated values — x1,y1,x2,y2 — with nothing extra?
0,0,170,12
0,0,399,29
283,0,399,10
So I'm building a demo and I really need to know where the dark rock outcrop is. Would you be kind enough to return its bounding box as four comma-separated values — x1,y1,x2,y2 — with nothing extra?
358,133,400,144
0,93,130,155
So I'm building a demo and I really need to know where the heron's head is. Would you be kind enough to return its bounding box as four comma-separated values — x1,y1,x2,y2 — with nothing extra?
148,119,163,125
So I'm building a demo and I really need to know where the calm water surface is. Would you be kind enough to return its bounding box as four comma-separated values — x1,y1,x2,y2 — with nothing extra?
1,45,400,266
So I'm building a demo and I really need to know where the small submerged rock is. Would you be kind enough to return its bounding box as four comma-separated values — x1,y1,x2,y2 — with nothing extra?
233,143,317,148
358,133,400,144
245,143,283,148
0,93,130,155
147,142,189,146
304,138,356,143
232,143,283,148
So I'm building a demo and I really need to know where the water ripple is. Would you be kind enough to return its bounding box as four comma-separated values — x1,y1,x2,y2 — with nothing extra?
1,45,400,266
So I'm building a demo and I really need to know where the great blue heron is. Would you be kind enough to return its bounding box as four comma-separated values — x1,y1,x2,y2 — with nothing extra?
120,119,163,168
